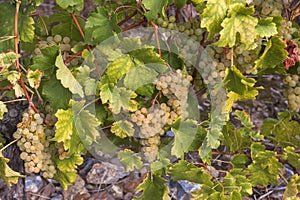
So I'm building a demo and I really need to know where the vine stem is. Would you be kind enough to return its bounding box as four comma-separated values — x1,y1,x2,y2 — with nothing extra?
121,18,145,32
14,1,38,113
71,13,85,41
150,21,162,58
0,138,19,152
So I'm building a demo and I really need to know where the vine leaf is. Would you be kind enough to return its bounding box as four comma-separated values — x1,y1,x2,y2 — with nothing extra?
52,109,74,150
225,90,259,114
124,65,158,91
223,169,253,197
76,65,97,96
224,65,256,95
0,101,7,120
42,74,72,111
171,119,199,158
255,18,278,38
53,169,78,190
0,152,24,188
142,0,168,21
134,173,168,200
111,87,138,114
261,111,300,148
247,143,283,187
255,37,288,71
234,110,254,129
111,120,135,138
55,154,83,172
215,4,258,49
55,53,84,98
49,11,84,41
99,77,114,104
56,0,84,11
168,160,213,185
85,7,121,45
118,149,143,171
200,0,228,40
27,69,43,89
283,147,300,169
283,174,300,199
106,55,136,83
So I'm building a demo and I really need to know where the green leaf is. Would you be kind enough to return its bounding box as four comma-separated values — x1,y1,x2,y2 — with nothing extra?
171,119,199,158
283,147,300,169
42,74,72,111
106,55,136,83
85,7,121,45
247,143,283,187
223,169,253,197
0,101,7,120
72,100,101,145
76,65,97,96
168,160,213,185
142,0,168,21
27,69,43,89
19,13,35,43
55,53,84,98
255,37,288,70
283,174,300,200
261,111,300,148
255,18,278,38
134,174,168,200
55,154,83,172
129,48,166,71
52,109,74,150
225,89,259,114
111,87,137,114
124,65,158,91
215,4,258,49
56,0,84,11
0,152,24,188
231,154,249,168
234,110,254,129
111,120,135,138
224,65,256,95
53,169,77,190
118,149,143,171
222,122,244,152
200,0,228,40
29,45,59,78
49,11,84,41
174,0,188,8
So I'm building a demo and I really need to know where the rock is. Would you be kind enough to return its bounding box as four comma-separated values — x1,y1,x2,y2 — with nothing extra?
25,176,43,193
178,180,201,193
88,191,115,200
111,185,123,199
86,162,129,185
51,194,63,200
64,175,90,200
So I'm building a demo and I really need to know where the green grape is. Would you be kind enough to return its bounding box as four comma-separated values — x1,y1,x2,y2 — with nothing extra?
53,34,62,43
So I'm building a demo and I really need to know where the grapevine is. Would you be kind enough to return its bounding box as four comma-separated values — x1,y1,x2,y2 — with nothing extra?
0,0,299,199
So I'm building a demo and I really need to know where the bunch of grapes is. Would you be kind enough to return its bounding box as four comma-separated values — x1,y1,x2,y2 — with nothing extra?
284,72,300,112
34,35,81,66
130,69,193,162
156,16,205,42
251,0,282,17
13,109,57,178
233,44,261,74
277,19,297,40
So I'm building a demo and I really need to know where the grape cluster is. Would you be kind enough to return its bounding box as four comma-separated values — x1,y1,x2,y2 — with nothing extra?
156,16,205,42
284,73,300,112
234,44,261,74
34,35,81,66
13,109,57,178
278,19,297,40
251,0,282,17
130,69,193,162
